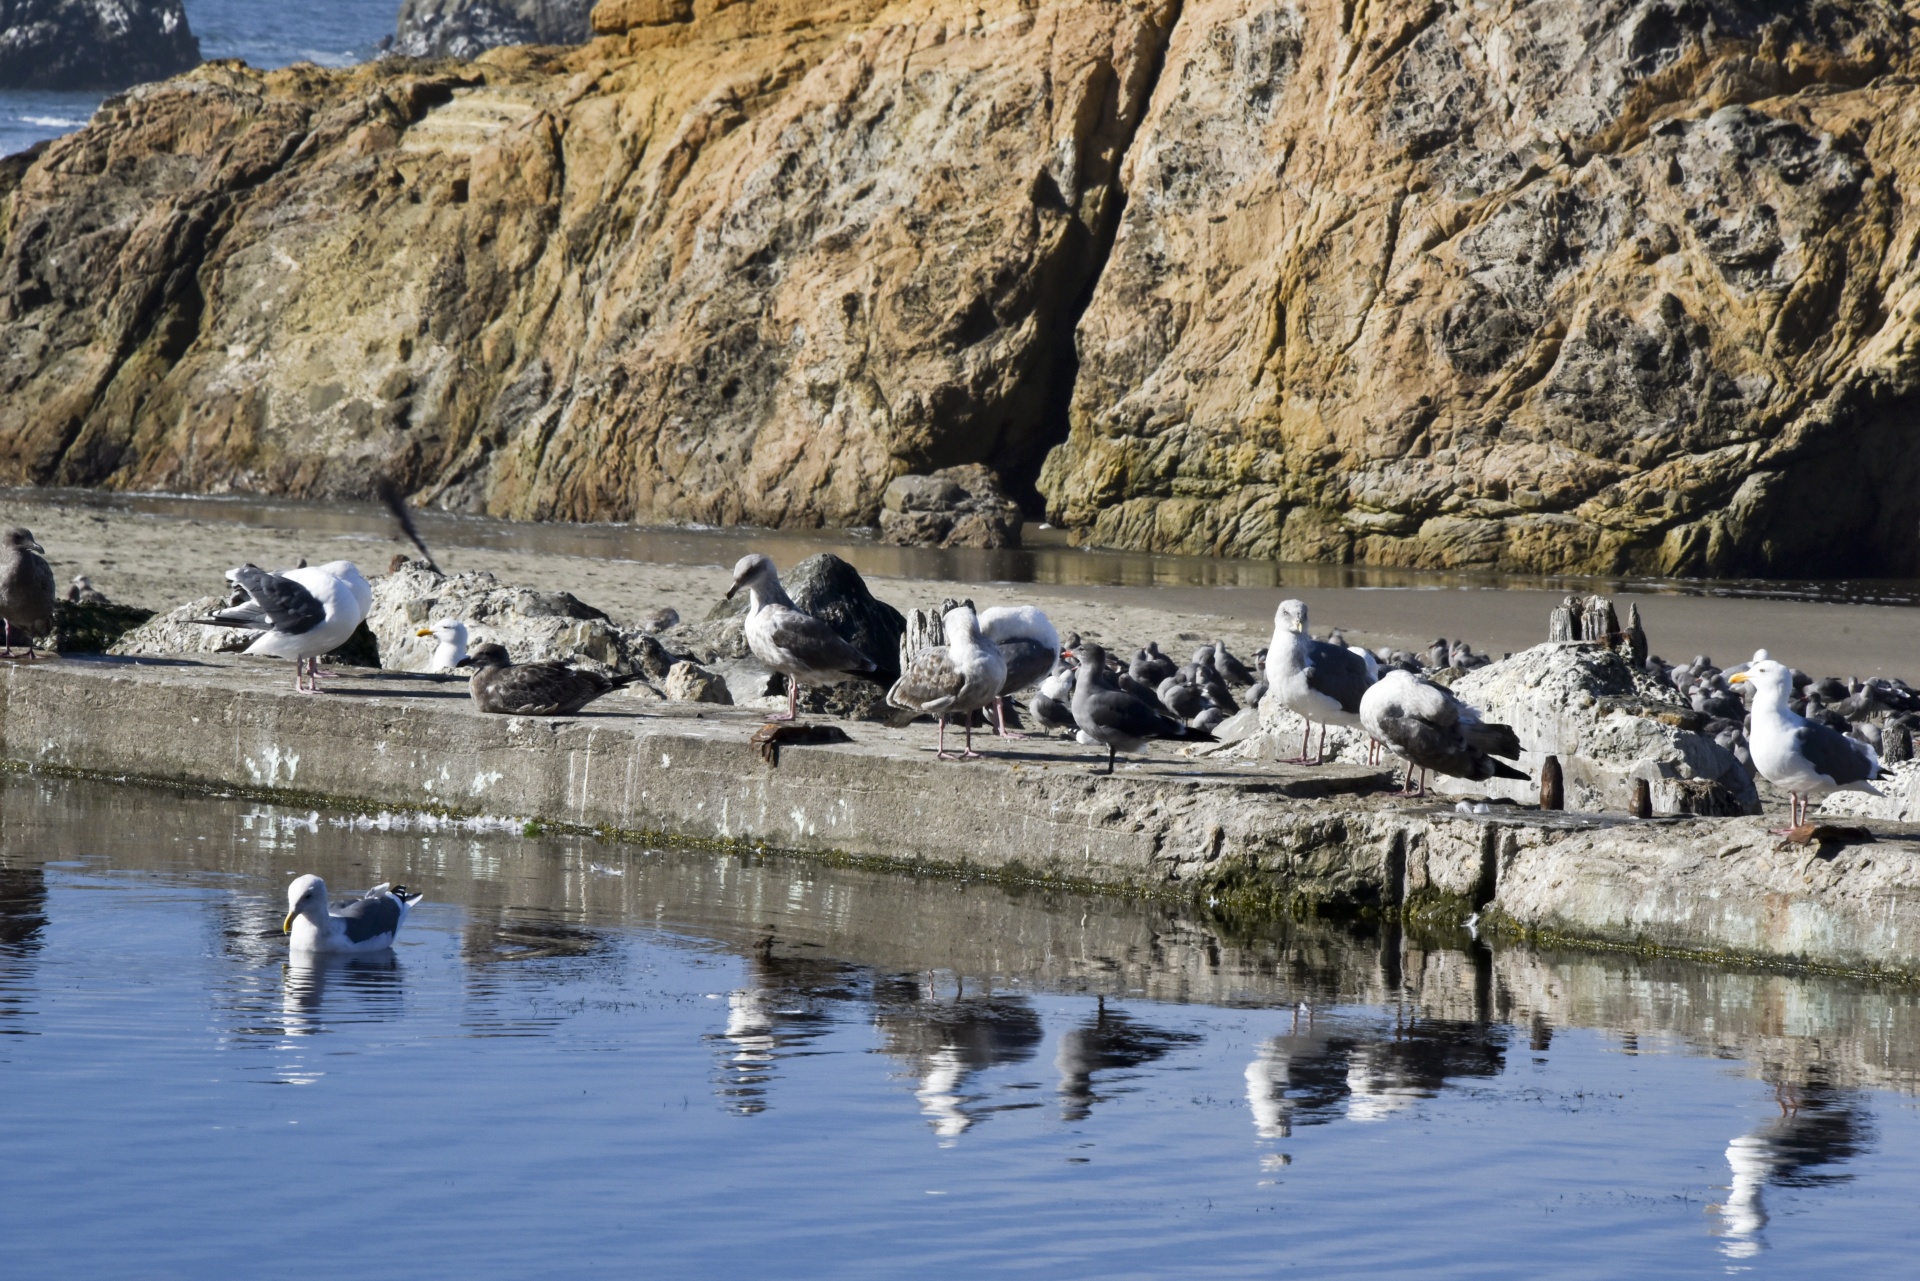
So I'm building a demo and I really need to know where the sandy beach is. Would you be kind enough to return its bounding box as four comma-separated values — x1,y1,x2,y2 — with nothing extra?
4,490,1914,684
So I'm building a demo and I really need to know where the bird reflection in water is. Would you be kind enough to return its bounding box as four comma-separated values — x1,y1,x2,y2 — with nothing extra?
1245,1008,1507,1138
0,864,47,1034
1713,1076,1873,1260
871,973,1044,1142
1056,996,1201,1123
280,953,405,1037
711,935,868,1115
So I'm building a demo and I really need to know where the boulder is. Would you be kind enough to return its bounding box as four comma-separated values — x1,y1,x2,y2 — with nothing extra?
880,465,1023,550
50,599,152,653
365,565,659,674
662,660,730,704
110,596,252,656
391,0,595,61
1444,644,1759,815
0,0,198,91
782,554,906,687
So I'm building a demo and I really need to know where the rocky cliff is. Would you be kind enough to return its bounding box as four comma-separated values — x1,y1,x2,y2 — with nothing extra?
393,0,595,60
0,0,198,90
3,0,1920,577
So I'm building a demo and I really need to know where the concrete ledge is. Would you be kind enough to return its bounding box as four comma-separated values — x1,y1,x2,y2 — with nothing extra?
6,655,1920,975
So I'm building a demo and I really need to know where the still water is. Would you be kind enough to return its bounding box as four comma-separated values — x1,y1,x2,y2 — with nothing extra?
3,773,1919,1277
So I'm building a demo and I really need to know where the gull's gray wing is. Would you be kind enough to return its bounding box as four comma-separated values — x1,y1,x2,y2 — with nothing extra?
765,605,876,677
207,566,326,634
1791,723,1878,786
334,892,403,944
1080,686,1183,740
996,637,1055,694
1303,639,1374,714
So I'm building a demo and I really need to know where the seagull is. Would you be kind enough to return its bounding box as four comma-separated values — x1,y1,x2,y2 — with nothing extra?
0,527,55,660
1068,642,1215,774
1266,599,1376,764
727,553,877,721
196,561,370,692
1212,639,1255,687
1730,657,1883,828
66,574,109,605
1029,657,1079,733
283,875,423,954
415,618,469,671
978,605,1059,738
458,642,646,715
888,602,1007,760
1359,669,1527,797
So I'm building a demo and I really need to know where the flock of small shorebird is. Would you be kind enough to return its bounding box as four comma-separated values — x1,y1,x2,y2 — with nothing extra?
0,525,1895,956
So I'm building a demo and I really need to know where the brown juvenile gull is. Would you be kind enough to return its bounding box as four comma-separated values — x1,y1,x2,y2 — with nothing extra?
888,602,1007,760
1359,669,1526,798
1068,642,1215,774
457,642,645,715
0,527,56,660
727,553,877,722
1730,657,1884,828
1265,599,1376,765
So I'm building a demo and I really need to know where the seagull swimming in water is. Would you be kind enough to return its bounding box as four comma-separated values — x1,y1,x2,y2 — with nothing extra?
1730,657,1883,828
283,875,423,954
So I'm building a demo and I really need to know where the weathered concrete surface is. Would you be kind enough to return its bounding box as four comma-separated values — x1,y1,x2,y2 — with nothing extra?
3,654,1919,972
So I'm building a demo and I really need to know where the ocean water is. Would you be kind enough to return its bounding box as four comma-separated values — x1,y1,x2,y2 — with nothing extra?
3,772,1920,1278
0,0,397,158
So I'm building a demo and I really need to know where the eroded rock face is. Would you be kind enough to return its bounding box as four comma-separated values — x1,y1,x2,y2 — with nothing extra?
393,0,596,60
0,0,1171,533
7,0,1920,577
0,0,198,91
1040,0,1920,576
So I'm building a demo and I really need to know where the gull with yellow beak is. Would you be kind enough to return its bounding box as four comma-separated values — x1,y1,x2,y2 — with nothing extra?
283,875,424,954
1730,657,1883,828
415,618,469,671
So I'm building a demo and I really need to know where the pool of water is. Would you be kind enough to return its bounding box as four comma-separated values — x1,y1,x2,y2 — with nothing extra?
2,776,1918,1276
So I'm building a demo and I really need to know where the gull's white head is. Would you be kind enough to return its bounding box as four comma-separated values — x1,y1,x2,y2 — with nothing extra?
284,874,327,934
1727,657,1791,703
725,553,779,603
1275,599,1309,636
415,618,469,669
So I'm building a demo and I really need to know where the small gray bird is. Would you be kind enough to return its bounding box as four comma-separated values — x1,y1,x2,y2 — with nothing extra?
458,643,647,715
0,527,56,660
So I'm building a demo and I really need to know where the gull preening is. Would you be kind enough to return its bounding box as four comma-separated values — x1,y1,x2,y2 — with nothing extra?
1068,642,1216,773
458,642,646,715
416,618,470,670
1730,657,1884,827
283,875,423,954
888,601,1007,760
728,554,878,721
197,560,372,692
1266,599,1376,764
1359,669,1527,797
0,527,56,659
979,604,1059,737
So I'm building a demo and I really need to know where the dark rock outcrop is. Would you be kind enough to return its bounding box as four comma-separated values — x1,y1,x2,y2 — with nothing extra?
783,553,906,687
0,0,198,92
880,464,1022,549
392,0,594,60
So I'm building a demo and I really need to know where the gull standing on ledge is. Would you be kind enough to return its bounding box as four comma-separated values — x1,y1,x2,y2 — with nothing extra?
284,875,423,954
1730,658,1883,827
1360,669,1527,797
979,604,1059,738
728,554,878,721
1266,599,1376,765
888,601,1007,760
0,527,56,659
197,561,370,692
1068,642,1216,774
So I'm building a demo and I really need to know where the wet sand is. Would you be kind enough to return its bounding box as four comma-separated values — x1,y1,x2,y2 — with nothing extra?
4,490,1915,682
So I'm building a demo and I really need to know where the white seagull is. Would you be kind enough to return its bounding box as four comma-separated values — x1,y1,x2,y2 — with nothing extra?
727,554,878,721
887,601,1007,760
415,618,470,670
283,875,424,954
197,560,372,692
1359,669,1527,797
1729,657,1883,828
978,604,1059,738
1265,599,1376,764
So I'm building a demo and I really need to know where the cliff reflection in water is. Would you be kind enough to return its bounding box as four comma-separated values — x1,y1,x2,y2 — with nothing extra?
0,863,47,1036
